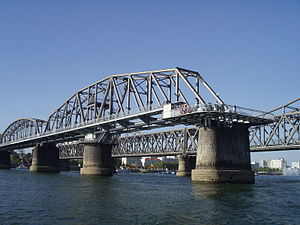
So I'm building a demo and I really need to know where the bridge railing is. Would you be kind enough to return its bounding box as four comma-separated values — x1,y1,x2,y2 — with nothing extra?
1,102,275,146
165,102,275,120
250,137,300,147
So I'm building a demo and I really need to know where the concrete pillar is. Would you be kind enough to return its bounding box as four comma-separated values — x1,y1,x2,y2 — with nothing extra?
0,151,10,169
192,124,254,183
177,155,188,176
80,141,112,176
177,155,196,176
30,143,60,173
60,159,71,171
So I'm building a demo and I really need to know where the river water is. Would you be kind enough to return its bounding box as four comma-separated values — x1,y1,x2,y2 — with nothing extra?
0,169,299,225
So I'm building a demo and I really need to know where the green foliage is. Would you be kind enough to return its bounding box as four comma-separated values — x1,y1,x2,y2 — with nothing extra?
153,161,178,170
10,152,21,164
257,167,282,173
22,153,32,163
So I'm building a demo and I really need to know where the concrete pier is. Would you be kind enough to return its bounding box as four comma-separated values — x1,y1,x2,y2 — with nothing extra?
30,143,60,173
0,151,10,169
177,155,196,176
192,124,254,183
80,141,112,176
176,155,187,176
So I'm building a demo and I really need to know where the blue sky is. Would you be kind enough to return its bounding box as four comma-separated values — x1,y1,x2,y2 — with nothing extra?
0,0,299,163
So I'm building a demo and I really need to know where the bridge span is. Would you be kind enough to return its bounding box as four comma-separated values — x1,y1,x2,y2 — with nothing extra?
58,97,300,159
0,67,282,183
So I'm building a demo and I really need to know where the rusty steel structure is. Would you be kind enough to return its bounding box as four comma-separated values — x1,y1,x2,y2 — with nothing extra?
0,67,272,152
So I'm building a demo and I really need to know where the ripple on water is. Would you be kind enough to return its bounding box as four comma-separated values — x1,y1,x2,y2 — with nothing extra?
1,171,300,225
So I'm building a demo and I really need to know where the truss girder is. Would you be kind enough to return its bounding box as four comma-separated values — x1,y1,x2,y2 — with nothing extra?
250,98,300,151
57,127,199,159
0,118,47,144
1,68,279,151
58,142,84,159
59,106,300,158
111,127,200,157
44,67,224,134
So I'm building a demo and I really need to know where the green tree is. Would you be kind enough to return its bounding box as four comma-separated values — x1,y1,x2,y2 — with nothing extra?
22,153,32,163
154,161,178,170
10,152,21,164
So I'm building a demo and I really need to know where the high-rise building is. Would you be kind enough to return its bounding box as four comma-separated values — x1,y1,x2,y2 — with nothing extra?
251,162,259,170
269,158,286,169
121,157,142,167
259,160,268,168
291,162,300,169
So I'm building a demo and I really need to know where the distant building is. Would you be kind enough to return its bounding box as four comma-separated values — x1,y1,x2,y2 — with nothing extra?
251,162,259,170
259,160,269,168
291,162,300,169
269,158,287,169
121,157,142,167
143,157,161,168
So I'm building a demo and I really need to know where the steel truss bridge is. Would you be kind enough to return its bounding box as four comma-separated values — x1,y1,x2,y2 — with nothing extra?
59,99,300,159
0,67,272,154
59,96,300,159
250,97,300,152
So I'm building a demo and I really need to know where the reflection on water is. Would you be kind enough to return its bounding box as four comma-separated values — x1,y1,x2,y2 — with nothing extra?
0,170,300,225
192,183,254,199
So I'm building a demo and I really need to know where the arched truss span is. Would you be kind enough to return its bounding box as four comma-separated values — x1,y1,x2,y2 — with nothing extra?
0,118,47,144
45,67,225,132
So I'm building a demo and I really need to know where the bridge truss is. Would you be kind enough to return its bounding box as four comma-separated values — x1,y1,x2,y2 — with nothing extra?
0,67,272,151
58,98,300,159
250,98,300,151
0,68,226,149
59,127,199,159
0,119,47,144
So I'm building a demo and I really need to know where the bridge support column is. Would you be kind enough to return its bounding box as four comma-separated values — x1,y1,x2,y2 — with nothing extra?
177,155,187,176
177,155,196,176
191,124,254,183
30,143,60,173
80,141,112,176
0,151,10,169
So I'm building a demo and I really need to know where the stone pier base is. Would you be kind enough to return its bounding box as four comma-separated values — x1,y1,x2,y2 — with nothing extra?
30,143,60,173
176,155,196,176
80,142,112,176
0,151,10,169
192,124,254,183
192,169,254,183
176,155,187,176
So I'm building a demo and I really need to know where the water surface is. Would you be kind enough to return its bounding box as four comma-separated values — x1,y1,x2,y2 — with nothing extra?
0,170,299,225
